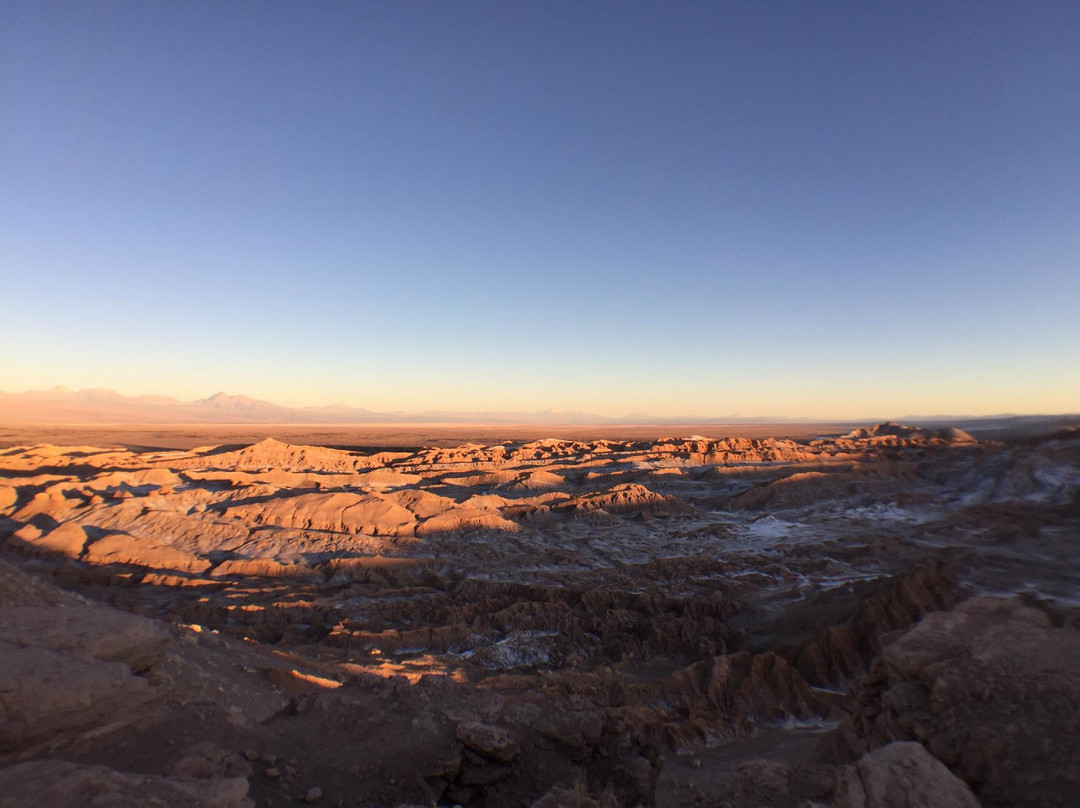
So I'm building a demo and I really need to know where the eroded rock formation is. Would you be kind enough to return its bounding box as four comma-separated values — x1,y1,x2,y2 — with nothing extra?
0,423,1077,806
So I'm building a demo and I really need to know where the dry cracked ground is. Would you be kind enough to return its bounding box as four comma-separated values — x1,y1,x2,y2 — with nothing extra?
1,422,1079,808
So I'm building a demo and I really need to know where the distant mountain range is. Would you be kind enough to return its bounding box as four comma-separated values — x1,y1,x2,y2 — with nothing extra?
0,387,1075,431
0,387,665,425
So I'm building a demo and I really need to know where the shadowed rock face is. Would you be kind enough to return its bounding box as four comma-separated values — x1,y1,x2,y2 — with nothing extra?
0,424,1078,807
835,741,981,808
840,598,1080,808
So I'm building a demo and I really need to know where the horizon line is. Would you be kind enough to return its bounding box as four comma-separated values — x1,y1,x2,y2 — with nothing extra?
1,386,1077,425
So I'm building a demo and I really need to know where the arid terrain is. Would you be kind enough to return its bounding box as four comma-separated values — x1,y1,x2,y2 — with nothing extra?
0,422,856,453
2,421,1079,807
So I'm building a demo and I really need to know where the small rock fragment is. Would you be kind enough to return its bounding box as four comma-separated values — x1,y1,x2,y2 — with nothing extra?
456,721,521,764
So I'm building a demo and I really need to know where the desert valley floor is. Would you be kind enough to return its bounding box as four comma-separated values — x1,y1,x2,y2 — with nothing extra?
1,422,1079,807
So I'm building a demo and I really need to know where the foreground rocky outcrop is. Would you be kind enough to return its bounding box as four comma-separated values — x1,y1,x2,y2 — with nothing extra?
0,560,259,806
0,564,171,755
835,742,981,808
841,598,1080,808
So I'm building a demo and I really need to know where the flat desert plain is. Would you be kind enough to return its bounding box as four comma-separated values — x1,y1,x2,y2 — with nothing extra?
1,422,1079,808
0,422,855,452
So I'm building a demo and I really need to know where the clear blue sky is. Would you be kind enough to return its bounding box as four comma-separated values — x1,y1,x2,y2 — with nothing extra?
2,1,1078,418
